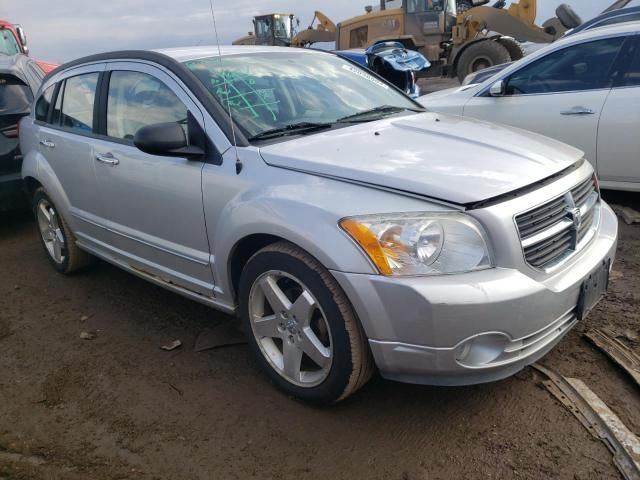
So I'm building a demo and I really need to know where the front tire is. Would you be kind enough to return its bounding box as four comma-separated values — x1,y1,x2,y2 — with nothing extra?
456,40,511,82
239,242,374,404
33,187,93,274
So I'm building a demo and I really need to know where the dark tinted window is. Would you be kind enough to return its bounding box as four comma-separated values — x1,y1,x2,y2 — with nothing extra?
617,40,640,88
505,37,624,95
106,71,188,141
35,84,54,122
52,81,63,125
60,73,98,132
0,74,34,114
595,12,640,28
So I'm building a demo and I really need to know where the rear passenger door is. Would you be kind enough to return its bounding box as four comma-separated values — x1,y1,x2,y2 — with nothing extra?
596,36,640,186
91,63,214,296
35,64,109,250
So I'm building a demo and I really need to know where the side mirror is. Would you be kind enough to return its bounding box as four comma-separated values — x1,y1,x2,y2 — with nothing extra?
489,79,506,97
16,26,28,54
134,122,204,159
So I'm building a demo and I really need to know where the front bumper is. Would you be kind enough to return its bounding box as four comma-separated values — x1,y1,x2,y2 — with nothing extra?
332,202,618,386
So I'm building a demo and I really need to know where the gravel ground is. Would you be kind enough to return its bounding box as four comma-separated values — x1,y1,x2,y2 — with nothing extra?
1,179,639,480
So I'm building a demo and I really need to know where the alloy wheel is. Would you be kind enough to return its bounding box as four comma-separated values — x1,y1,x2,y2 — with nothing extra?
36,199,66,264
248,270,333,387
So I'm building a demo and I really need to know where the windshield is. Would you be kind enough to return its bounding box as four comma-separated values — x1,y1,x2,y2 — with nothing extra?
255,16,291,40
184,52,419,140
407,0,456,15
0,29,20,55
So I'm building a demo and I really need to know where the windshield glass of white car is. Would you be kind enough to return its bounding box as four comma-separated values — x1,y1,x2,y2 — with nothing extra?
184,52,420,140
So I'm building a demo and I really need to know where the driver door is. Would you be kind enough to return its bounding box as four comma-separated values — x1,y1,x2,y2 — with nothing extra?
463,36,627,169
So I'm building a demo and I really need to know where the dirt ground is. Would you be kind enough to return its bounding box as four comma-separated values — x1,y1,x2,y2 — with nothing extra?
1,189,638,480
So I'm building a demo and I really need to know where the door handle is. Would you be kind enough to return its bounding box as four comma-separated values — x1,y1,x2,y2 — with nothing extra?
561,106,595,116
95,152,120,166
39,139,55,148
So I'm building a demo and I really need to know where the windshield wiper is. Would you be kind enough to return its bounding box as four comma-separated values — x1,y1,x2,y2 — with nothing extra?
337,105,425,123
248,122,334,141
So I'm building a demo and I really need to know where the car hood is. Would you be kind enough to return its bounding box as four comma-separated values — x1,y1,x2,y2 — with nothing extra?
259,112,584,205
418,84,479,104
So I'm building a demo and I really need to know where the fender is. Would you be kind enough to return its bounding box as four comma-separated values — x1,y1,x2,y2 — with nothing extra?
211,184,381,303
20,118,73,225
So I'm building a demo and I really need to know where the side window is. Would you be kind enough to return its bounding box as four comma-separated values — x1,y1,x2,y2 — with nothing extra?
106,71,188,141
35,84,54,122
617,40,640,88
60,73,99,132
505,37,625,95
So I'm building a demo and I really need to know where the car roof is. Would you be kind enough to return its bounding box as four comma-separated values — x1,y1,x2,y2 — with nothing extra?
156,45,325,63
568,6,640,36
556,19,640,43
0,53,42,92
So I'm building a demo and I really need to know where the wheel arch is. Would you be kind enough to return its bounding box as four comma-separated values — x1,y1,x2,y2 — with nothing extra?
21,152,73,224
228,233,286,303
214,196,379,305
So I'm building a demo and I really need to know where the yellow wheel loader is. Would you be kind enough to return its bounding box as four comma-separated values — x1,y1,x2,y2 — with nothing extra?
334,0,588,81
232,12,336,47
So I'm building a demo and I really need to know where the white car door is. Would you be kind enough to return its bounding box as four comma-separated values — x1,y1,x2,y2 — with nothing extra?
463,36,627,171
597,36,640,189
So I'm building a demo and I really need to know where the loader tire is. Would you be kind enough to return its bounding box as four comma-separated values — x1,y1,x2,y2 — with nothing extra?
456,41,511,83
497,37,525,62
556,4,582,29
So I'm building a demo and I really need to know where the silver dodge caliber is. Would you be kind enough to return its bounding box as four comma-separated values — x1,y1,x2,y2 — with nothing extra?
20,46,618,404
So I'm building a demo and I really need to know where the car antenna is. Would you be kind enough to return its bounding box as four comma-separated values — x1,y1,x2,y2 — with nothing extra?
207,0,243,174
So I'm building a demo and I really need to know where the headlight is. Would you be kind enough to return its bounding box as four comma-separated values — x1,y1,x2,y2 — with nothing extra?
340,212,493,276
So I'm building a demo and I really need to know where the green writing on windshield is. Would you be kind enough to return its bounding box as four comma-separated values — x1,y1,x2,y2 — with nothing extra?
210,71,279,121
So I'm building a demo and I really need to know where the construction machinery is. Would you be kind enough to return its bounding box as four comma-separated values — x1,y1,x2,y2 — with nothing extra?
232,12,336,47
334,0,591,81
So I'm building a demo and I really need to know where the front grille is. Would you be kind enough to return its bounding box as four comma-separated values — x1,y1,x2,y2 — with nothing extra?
516,176,600,270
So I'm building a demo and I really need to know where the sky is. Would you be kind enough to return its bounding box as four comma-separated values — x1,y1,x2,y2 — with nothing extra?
0,0,635,63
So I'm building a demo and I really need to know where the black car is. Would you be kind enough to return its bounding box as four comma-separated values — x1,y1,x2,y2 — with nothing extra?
566,6,640,36
0,54,44,212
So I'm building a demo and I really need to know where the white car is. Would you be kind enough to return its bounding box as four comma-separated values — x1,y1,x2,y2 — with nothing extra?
419,22,640,192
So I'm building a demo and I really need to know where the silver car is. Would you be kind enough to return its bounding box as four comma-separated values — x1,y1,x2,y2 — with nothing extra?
20,46,618,404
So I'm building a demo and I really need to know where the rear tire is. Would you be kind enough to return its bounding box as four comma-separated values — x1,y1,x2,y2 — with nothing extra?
456,40,511,82
32,187,93,274
238,241,374,404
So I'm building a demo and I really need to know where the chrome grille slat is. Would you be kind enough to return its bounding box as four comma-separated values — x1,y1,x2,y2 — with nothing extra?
572,178,593,206
516,176,599,270
518,202,567,238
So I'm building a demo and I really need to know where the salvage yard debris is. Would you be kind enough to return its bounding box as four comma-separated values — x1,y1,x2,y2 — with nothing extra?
533,364,640,480
194,323,247,352
611,205,640,225
160,339,182,351
584,329,640,387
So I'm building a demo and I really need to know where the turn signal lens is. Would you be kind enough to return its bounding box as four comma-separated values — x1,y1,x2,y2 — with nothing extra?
340,218,392,275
